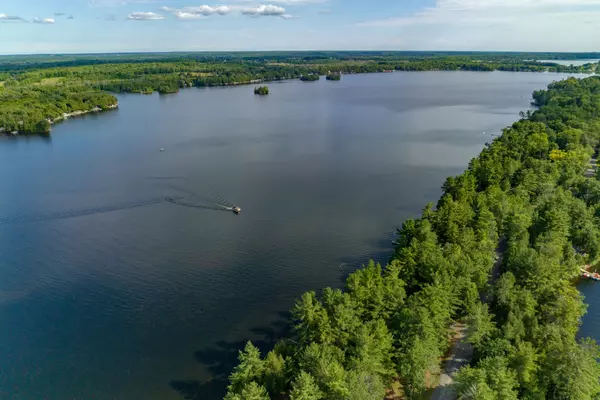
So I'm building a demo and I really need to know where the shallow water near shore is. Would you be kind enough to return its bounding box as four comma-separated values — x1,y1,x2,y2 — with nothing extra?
0,71,594,400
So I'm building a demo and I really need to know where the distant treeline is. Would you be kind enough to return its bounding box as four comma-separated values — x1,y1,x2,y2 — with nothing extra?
1,53,597,134
221,76,600,399
1,51,599,71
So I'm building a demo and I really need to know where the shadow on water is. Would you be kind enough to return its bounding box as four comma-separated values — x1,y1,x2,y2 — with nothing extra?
171,312,292,400
169,234,395,400
169,238,395,400
0,133,52,145
337,235,396,283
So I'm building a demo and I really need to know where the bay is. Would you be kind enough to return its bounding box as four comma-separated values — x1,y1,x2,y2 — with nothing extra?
0,71,592,400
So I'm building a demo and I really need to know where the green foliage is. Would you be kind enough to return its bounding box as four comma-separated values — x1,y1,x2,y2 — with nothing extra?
300,75,320,81
344,370,386,400
0,85,117,134
254,86,269,95
217,74,600,400
34,119,51,134
227,342,265,395
263,350,286,395
467,303,497,351
290,372,323,400
538,338,600,400
224,382,270,400
454,357,518,400
326,74,341,81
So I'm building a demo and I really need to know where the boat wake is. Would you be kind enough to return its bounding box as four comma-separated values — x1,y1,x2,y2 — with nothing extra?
146,176,236,210
164,196,231,212
0,176,237,226
0,196,181,225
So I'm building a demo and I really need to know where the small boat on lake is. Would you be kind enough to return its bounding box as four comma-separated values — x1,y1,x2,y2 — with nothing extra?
231,206,241,214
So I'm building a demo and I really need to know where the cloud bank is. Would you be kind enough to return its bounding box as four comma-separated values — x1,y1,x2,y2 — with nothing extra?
160,4,293,19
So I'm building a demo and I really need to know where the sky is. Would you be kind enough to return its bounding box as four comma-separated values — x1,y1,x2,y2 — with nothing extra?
1,0,600,54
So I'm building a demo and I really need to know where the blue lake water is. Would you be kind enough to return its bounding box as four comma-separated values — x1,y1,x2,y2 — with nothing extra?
0,71,594,400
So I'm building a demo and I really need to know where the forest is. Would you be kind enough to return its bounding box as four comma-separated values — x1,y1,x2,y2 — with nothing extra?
0,52,597,134
221,76,600,399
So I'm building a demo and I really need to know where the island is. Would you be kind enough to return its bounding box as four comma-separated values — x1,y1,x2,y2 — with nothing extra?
222,75,600,399
326,73,341,81
254,86,269,95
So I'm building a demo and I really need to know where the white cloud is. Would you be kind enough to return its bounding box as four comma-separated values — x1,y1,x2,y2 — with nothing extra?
317,9,331,14
33,17,55,24
0,14,26,22
163,3,294,19
161,4,232,19
242,4,286,16
127,11,165,20
174,11,205,19
183,5,232,15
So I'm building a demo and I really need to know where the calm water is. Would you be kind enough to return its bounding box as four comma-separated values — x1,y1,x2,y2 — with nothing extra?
0,71,594,400
539,59,600,66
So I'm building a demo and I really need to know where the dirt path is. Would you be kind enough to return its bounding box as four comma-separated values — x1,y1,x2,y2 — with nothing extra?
429,324,473,400
429,240,505,400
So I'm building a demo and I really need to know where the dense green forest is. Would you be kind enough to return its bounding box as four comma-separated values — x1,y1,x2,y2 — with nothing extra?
300,75,320,82
222,76,600,399
1,52,597,134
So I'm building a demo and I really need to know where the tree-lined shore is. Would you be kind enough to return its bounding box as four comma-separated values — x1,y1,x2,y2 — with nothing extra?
223,75,600,399
1,52,597,135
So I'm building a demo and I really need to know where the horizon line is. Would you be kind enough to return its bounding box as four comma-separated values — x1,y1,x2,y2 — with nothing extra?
2,49,600,57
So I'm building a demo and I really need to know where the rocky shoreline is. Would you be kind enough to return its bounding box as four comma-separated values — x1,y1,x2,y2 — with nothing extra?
0,103,118,136
50,103,119,125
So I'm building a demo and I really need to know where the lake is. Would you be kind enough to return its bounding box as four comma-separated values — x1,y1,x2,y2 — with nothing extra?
0,71,594,400
538,59,600,66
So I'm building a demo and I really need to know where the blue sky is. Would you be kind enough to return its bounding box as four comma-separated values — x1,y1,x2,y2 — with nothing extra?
1,0,600,54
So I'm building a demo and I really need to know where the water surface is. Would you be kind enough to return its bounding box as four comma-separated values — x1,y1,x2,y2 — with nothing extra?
538,59,600,66
0,71,591,400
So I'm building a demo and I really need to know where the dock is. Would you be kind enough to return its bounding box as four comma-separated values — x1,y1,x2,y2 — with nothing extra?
580,265,600,281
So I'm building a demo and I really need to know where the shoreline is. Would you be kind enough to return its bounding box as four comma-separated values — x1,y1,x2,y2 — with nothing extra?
1,68,591,137
49,103,119,126
0,103,118,136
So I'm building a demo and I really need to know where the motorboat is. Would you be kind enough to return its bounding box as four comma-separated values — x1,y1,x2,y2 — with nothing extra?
232,206,241,214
